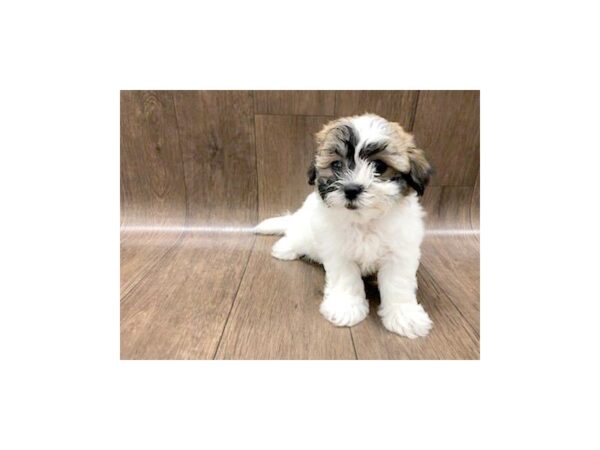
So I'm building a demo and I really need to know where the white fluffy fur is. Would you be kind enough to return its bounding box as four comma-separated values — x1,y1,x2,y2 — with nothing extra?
255,192,432,337
254,114,433,338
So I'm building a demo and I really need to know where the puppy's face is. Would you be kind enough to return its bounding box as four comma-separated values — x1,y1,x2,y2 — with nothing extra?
308,114,431,211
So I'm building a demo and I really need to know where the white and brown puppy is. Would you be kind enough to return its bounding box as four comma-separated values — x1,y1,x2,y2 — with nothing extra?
254,113,433,338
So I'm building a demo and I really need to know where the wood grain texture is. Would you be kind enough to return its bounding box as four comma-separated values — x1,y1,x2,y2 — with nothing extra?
421,186,474,231
215,237,356,359
120,91,187,228
121,90,480,359
255,114,328,220
412,90,480,186
173,90,257,226
121,233,255,359
121,230,183,299
120,91,187,296
254,90,335,116
335,91,419,131
420,236,480,334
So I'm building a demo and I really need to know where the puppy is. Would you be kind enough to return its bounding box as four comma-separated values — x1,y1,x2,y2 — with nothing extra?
254,114,433,338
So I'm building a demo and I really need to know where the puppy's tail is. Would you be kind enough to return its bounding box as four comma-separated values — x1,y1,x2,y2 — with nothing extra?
253,215,292,235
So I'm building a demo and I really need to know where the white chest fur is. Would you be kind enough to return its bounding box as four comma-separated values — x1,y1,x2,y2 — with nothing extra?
309,193,425,276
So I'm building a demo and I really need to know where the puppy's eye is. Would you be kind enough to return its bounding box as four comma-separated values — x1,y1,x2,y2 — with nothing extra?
372,160,388,174
331,161,342,171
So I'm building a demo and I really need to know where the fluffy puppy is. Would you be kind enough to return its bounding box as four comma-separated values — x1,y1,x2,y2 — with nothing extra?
254,113,433,338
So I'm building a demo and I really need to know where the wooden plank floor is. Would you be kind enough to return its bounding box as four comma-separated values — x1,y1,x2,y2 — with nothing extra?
121,91,480,359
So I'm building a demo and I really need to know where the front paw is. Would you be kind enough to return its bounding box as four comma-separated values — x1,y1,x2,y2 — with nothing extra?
320,294,369,327
378,303,432,338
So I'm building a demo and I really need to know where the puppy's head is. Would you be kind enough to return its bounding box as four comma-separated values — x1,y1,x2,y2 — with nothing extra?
308,114,431,211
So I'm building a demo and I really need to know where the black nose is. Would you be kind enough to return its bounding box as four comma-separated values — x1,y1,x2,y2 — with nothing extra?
344,184,363,200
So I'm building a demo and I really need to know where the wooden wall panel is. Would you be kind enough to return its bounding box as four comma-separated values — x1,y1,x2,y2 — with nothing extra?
255,114,328,220
172,91,257,226
254,90,335,116
421,186,474,231
120,91,187,227
335,90,419,131
411,90,480,186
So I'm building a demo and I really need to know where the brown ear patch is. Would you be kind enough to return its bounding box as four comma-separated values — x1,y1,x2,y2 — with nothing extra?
386,122,431,196
404,146,432,196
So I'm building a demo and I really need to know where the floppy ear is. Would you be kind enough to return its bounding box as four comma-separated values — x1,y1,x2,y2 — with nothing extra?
307,161,317,185
404,147,432,196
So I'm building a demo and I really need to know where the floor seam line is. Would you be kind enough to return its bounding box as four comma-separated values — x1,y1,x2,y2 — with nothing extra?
409,90,420,131
212,236,257,359
419,261,480,342
172,92,192,234
349,328,359,360
253,93,260,221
